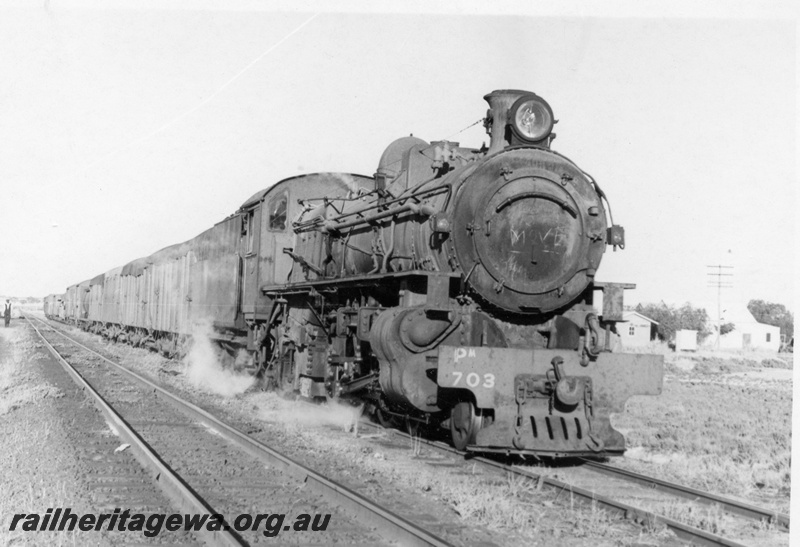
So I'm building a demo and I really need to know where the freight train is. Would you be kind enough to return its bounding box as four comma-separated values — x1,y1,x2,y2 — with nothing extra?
45,90,663,457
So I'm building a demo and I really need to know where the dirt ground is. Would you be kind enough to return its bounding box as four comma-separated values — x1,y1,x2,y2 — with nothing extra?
0,322,112,546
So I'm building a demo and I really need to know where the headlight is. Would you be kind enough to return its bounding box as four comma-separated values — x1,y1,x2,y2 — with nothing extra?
510,94,554,142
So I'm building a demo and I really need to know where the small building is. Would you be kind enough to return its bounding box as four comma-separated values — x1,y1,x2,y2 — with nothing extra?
675,329,698,351
617,311,659,348
717,307,781,352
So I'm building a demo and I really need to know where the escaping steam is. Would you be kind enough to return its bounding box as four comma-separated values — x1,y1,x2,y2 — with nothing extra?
254,392,363,432
183,319,254,396
326,172,368,197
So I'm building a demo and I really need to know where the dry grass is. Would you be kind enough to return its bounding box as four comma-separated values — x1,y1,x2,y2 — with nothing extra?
0,331,64,415
439,474,671,545
252,408,670,545
622,340,673,355
615,350,791,512
660,499,727,535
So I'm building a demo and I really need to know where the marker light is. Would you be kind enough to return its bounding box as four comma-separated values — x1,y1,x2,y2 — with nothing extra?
432,213,451,234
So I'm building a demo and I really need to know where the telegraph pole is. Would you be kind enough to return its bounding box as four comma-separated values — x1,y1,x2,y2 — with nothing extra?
707,265,733,348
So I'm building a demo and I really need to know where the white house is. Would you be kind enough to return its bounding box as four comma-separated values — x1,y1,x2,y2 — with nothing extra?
715,305,781,352
617,311,659,348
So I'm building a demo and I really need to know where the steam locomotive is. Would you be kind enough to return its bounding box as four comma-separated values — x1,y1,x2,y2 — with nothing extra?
47,90,663,457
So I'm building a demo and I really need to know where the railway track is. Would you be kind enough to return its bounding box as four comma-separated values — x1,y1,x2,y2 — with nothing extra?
575,458,789,529
357,417,788,547
26,316,455,546
29,315,789,547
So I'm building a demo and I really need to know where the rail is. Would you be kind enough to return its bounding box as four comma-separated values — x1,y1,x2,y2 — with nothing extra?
577,458,789,530
29,316,453,547
26,316,245,546
358,420,782,547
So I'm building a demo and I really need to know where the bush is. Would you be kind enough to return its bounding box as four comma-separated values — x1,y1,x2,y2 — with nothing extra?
635,302,711,342
747,299,793,340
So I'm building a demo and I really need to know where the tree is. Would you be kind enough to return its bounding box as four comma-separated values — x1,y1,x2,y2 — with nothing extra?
719,322,736,336
747,300,794,340
635,302,712,342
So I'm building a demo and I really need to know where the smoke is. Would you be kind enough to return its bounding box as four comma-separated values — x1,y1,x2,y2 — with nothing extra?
326,172,367,197
182,319,255,397
254,392,363,432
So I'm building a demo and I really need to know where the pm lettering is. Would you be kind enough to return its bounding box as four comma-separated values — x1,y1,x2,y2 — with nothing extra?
453,347,477,362
451,372,495,389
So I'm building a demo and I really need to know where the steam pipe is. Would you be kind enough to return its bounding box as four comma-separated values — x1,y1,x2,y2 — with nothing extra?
324,202,436,232
294,186,449,232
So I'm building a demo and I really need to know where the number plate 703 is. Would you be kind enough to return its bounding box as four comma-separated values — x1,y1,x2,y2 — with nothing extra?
449,371,495,389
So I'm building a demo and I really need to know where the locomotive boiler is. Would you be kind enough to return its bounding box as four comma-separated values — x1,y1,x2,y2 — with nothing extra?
52,89,663,457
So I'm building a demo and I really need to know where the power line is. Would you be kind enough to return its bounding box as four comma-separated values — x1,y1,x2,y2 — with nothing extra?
707,264,733,348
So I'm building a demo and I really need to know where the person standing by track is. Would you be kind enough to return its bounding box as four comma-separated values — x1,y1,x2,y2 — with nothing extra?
4,299,11,327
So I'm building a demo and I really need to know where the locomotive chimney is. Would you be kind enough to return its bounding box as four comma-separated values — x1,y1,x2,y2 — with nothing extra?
484,89,526,154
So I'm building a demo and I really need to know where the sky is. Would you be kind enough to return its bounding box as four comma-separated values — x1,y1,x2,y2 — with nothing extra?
0,1,795,321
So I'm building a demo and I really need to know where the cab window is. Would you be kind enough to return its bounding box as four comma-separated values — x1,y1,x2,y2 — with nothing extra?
269,194,287,231
241,210,255,254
